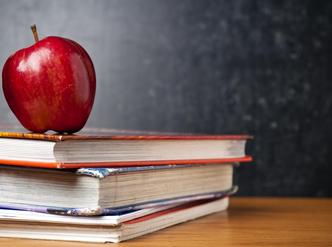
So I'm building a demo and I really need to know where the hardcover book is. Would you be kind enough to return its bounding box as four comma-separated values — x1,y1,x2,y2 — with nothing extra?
0,127,252,168
0,163,235,216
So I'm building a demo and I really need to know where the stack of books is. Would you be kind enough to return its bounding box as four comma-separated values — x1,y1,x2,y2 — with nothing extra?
0,128,251,243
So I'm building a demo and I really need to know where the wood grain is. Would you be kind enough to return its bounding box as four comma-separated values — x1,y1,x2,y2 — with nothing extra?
0,197,331,246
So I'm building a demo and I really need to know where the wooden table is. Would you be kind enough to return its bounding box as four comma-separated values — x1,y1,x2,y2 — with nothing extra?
0,198,331,246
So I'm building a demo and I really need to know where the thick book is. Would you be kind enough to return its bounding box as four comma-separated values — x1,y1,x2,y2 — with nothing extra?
0,128,252,168
0,163,235,215
0,197,228,243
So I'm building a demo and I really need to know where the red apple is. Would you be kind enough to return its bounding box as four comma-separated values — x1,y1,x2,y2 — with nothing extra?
2,25,96,133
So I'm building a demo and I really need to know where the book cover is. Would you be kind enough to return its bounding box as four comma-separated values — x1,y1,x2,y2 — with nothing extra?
0,126,252,141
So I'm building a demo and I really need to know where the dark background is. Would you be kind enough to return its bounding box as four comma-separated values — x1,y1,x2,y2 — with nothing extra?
0,0,331,196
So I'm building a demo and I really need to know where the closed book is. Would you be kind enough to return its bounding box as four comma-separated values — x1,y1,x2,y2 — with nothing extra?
0,127,252,168
0,197,229,243
0,163,235,215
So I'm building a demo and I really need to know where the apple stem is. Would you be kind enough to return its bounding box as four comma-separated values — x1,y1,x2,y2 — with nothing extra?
31,25,39,43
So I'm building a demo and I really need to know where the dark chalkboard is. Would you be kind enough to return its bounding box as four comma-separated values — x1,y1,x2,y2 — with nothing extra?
0,0,331,196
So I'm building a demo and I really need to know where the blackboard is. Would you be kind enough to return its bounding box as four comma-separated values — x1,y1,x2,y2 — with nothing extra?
0,0,331,196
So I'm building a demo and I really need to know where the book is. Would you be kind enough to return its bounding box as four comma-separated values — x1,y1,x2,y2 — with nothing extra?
0,128,251,168
0,188,236,216
0,163,235,215
0,202,184,225
0,197,228,243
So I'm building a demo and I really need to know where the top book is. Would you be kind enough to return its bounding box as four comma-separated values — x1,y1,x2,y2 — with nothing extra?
0,127,252,169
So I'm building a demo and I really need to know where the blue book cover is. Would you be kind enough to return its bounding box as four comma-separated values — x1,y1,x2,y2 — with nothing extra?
75,164,202,178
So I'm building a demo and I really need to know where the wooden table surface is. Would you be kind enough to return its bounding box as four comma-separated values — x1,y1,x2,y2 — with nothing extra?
0,197,331,246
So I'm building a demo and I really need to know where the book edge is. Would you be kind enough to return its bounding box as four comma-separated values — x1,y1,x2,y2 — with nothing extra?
0,156,252,169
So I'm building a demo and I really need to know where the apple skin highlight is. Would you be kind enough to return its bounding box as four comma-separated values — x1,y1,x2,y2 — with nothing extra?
2,36,96,133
